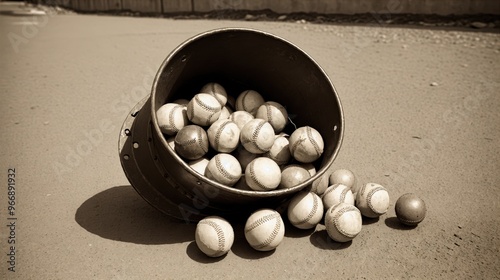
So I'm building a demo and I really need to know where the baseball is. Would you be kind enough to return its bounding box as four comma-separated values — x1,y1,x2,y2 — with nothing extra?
218,105,233,120
322,183,355,210
245,157,281,191
303,166,329,195
229,110,254,130
235,90,265,116
156,103,189,136
204,153,242,187
244,209,285,251
195,216,234,257
200,82,228,106
255,101,288,133
264,134,291,166
174,125,209,160
232,144,257,170
287,191,324,229
240,119,275,154
166,136,175,150
356,183,390,218
187,93,222,126
329,169,359,196
395,193,427,226
207,119,241,153
279,164,311,189
188,157,210,175
324,203,363,243
289,126,324,163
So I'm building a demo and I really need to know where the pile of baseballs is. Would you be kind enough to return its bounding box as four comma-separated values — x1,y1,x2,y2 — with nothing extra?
194,168,426,257
156,82,325,191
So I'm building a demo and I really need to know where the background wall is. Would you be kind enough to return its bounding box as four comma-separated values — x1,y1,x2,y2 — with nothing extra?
35,0,500,15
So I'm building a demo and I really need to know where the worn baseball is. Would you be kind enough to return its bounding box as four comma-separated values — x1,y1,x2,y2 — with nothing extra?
279,164,311,189
303,165,330,195
232,144,257,170
200,82,228,106
264,134,291,165
240,119,275,154
166,136,175,150
289,126,324,163
174,125,209,160
204,153,242,187
395,193,427,226
324,203,363,243
195,216,234,257
229,110,254,130
207,119,240,153
156,103,189,136
356,183,390,218
187,93,222,126
322,183,355,210
235,90,265,116
218,105,233,120
244,209,285,251
287,191,324,229
245,157,281,191
255,101,289,133
188,157,210,175
329,169,359,196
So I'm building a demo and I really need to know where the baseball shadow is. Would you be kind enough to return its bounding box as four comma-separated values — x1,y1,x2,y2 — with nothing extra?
384,217,418,230
284,220,316,238
309,229,352,250
362,216,380,225
229,222,276,260
75,185,196,245
186,241,228,263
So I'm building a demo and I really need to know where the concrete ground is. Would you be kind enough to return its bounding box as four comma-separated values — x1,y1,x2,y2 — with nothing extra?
1,2,499,279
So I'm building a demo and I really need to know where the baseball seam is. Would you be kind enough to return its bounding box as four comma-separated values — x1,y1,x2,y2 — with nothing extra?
245,212,280,233
196,126,208,153
329,205,359,239
398,216,423,225
251,120,267,153
340,187,349,203
306,126,322,156
199,220,225,254
367,187,387,214
248,162,274,190
214,120,231,151
255,216,281,249
195,95,220,125
241,90,249,112
168,105,183,133
266,103,273,124
290,137,305,156
295,194,319,225
215,155,240,181
322,185,337,198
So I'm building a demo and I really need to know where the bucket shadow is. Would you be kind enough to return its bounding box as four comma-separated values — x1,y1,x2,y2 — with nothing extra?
75,185,196,244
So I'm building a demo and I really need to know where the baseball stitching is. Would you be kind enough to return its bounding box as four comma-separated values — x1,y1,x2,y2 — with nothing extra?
168,105,183,133
398,217,422,225
255,215,281,249
340,187,349,203
199,220,226,254
290,136,305,156
306,126,322,156
251,120,267,153
195,94,220,125
214,120,231,150
367,186,387,214
245,212,280,233
196,126,208,153
248,162,274,190
241,90,250,112
215,155,240,181
328,204,360,239
265,103,273,123
295,193,319,226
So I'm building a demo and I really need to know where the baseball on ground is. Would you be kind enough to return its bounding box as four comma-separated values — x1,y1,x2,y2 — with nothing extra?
244,209,285,251
156,103,189,136
255,101,288,133
324,203,363,243
245,157,281,191
174,125,209,160
322,183,355,210
207,119,240,153
235,90,265,116
395,193,427,226
204,153,242,187
195,216,234,257
187,93,222,126
356,183,390,218
289,126,324,163
287,191,324,229
200,82,228,106
329,169,359,196
240,119,275,154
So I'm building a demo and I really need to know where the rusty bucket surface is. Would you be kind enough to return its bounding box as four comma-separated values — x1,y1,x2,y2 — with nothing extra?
119,28,344,223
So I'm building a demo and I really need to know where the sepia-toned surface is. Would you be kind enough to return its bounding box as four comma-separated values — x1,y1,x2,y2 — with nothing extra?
1,2,499,279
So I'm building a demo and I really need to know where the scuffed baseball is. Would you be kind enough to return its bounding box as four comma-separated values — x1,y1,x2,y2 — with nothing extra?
322,183,355,210
245,157,281,191
324,203,362,243
218,105,233,120
207,119,240,153
187,93,222,126
232,144,257,170
174,125,209,160
205,153,242,187
289,126,324,163
244,209,285,251
264,134,291,166
255,101,288,133
235,90,265,116
240,119,275,154
229,110,254,130
195,216,234,257
188,157,210,175
287,191,324,229
156,103,189,136
329,169,359,196
356,183,390,218
279,164,311,189
200,82,228,106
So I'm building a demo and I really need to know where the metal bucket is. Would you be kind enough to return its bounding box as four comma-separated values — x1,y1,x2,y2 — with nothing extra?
119,28,344,223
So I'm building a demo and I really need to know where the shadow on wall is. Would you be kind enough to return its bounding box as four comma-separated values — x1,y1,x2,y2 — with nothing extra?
75,185,196,244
